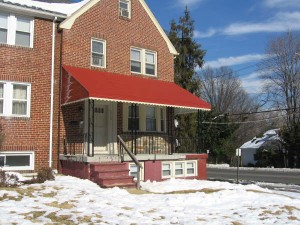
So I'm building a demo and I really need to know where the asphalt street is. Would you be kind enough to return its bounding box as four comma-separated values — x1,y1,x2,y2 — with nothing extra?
207,167,300,185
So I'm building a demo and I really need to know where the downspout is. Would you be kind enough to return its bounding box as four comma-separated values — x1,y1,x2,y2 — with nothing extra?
49,17,57,168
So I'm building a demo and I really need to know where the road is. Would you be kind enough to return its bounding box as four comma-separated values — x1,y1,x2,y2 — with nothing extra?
207,167,300,185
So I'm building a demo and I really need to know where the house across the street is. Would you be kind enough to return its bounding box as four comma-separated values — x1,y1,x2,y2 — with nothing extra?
0,0,211,188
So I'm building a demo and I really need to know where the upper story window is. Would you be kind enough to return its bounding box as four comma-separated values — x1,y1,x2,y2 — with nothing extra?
0,12,34,48
0,81,31,117
91,39,106,68
119,0,131,18
130,48,157,76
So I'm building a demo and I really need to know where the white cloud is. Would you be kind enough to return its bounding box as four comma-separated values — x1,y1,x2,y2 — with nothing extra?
176,0,205,7
205,54,266,68
264,0,300,8
223,12,300,35
195,11,300,37
194,28,217,38
241,72,264,94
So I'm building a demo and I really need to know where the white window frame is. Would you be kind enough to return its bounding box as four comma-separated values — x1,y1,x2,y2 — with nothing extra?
162,162,172,178
0,151,35,171
0,12,34,48
162,160,197,178
91,38,106,68
130,47,157,76
0,81,31,117
119,0,131,19
128,162,144,181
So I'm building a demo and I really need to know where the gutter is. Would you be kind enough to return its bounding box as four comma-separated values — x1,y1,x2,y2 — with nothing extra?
49,16,57,168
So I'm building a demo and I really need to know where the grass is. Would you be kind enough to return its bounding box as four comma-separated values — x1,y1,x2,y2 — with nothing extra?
45,201,75,209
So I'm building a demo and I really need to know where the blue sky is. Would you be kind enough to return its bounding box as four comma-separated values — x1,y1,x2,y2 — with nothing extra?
144,0,300,94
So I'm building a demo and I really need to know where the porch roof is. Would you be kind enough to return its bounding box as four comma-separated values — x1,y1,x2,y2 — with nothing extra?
62,65,211,111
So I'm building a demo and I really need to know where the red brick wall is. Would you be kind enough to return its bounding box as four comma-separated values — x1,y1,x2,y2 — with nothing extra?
62,0,174,82
0,18,61,171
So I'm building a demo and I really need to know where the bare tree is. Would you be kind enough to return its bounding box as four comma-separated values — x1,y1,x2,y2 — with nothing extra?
259,31,300,167
201,66,256,114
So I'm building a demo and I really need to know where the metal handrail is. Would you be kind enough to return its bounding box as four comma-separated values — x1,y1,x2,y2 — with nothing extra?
117,135,142,189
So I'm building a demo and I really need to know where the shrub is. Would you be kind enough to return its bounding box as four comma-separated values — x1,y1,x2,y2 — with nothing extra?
36,167,55,183
0,170,19,187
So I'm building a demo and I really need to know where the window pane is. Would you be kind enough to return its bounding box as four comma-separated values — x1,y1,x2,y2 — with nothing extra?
92,53,104,66
175,163,183,169
128,118,139,130
146,64,155,75
146,106,155,118
163,164,170,170
15,32,30,47
0,14,8,29
131,61,141,73
17,17,31,32
128,105,139,117
187,168,195,174
0,156,4,167
0,29,7,44
6,155,30,167
0,84,3,98
187,162,194,168
120,2,128,10
146,52,154,64
13,85,27,100
12,101,27,115
163,170,171,176
92,41,103,53
131,49,141,61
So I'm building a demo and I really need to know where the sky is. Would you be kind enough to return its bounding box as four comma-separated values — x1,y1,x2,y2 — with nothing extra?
143,0,300,94
1,174,300,224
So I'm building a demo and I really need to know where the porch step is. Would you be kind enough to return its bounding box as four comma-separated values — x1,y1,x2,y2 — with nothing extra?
90,162,136,189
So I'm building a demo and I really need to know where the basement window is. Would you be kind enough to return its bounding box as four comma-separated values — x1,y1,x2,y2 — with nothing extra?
0,152,34,171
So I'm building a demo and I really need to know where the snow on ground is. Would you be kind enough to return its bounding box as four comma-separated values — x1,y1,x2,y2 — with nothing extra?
0,175,300,225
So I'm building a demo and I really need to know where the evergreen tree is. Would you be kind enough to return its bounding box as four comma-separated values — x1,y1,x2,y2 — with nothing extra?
168,7,206,143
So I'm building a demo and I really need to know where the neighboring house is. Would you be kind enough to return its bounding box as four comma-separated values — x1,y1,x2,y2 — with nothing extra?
240,129,282,166
0,0,211,188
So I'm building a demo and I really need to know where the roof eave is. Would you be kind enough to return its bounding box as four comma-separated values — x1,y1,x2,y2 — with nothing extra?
0,2,67,20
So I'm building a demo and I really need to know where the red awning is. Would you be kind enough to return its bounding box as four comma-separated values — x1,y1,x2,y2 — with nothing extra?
62,65,211,111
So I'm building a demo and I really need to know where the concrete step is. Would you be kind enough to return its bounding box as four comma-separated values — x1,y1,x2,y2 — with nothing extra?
90,162,127,172
97,176,135,187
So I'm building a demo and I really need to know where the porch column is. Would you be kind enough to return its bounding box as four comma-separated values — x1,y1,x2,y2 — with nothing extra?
167,107,175,155
130,103,137,155
87,99,95,157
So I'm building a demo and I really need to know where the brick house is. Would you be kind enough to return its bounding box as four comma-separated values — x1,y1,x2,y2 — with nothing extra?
0,0,210,188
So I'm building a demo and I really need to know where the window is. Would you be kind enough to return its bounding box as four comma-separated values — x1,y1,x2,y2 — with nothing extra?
0,81,31,117
16,17,31,47
128,162,144,181
128,105,139,130
12,84,28,115
146,106,156,131
119,0,131,18
130,48,157,76
91,39,106,68
130,49,141,73
186,162,195,175
162,163,172,177
175,162,184,176
0,83,3,114
162,161,197,178
0,13,33,47
124,104,166,132
0,13,8,44
0,152,34,171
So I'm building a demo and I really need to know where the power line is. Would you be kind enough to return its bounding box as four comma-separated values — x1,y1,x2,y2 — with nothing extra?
228,107,300,117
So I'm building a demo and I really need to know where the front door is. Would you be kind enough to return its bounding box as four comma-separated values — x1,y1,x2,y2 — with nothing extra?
94,105,108,154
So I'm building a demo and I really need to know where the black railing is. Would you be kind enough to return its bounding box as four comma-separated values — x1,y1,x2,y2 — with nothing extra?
63,134,87,156
120,133,201,155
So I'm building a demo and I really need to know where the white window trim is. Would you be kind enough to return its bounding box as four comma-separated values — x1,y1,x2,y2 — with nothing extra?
0,12,34,48
0,81,31,118
131,47,157,76
119,0,131,19
0,151,35,171
123,104,166,133
162,160,198,178
91,38,106,68
128,162,144,181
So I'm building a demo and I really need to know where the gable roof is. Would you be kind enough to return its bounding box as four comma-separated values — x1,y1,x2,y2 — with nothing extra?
240,129,281,149
59,0,178,55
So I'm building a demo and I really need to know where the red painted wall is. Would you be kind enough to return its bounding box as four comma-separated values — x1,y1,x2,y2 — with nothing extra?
144,161,162,181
